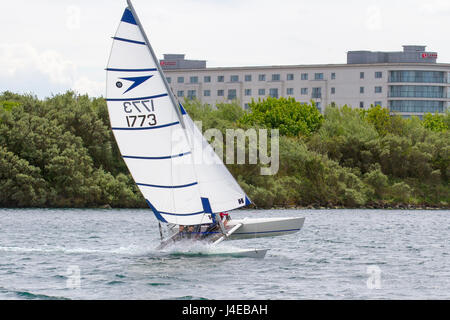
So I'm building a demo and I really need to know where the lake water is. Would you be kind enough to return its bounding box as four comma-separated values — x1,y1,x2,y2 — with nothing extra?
0,208,449,300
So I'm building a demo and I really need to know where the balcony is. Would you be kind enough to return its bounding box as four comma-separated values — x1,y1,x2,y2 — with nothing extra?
388,85,446,98
312,87,322,99
389,71,447,84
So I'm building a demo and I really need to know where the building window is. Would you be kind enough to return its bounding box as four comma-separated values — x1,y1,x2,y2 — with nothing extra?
190,76,198,84
245,89,252,96
312,87,322,98
301,88,308,95
244,103,250,110
258,74,266,81
167,77,171,83
258,89,266,95
245,75,252,82
316,102,322,112
204,90,211,97
331,73,336,80
272,74,280,81
375,71,383,79
269,88,279,98
187,90,196,99
375,86,382,93
314,73,324,80
217,76,224,82
389,71,445,83
204,76,211,83
177,77,184,83
287,88,294,95
389,100,444,113
360,86,365,94
331,87,335,94
360,101,364,109
360,72,365,79
217,90,224,96
228,89,237,100
177,90,184,97
301,73,308,80
374,101,382,107
389,85,444,98
230,75,239,82
287,74,294,81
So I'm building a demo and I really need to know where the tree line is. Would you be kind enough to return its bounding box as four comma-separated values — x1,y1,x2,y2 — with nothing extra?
0,91,448,209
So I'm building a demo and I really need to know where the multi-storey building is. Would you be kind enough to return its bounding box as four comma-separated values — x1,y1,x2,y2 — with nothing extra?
161,46,450,117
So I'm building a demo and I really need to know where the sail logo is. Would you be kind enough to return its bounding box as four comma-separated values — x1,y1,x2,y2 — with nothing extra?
116,75,153,94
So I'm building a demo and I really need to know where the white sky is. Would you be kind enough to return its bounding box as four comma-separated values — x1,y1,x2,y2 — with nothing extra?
1,0,449,98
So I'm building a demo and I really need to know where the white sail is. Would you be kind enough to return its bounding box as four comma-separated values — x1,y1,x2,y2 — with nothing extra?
180,104,251,213
106,3,250,225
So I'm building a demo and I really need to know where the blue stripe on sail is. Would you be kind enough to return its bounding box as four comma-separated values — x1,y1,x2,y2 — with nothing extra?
146,200,204,219
201,198,213,214
245,196,252,206
112,37,146,45
106,68,158,72
106,93,168,102
146,200,167,223
137,182,198,189
123,152,191,160
160,210,205,217
121,8,137,25
179,103,187,115
112,121,179,131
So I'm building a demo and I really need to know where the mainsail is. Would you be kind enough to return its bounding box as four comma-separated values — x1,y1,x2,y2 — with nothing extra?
106,1,251,226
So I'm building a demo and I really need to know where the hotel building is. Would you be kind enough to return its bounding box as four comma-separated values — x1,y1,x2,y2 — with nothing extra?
160,45,450,117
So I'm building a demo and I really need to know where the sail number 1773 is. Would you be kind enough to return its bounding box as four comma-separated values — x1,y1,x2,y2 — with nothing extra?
123,100,157,127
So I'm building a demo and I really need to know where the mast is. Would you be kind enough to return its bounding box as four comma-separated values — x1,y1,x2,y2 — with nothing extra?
126,0,186,128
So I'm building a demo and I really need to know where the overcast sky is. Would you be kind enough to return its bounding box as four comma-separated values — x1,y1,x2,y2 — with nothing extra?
1,0,449,98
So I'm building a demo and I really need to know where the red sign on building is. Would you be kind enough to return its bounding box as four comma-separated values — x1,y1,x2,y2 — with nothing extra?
160,61,177,66
421,53,438,59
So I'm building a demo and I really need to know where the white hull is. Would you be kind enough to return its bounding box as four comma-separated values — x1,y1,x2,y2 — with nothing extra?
170,248,268,259
226,217,305,240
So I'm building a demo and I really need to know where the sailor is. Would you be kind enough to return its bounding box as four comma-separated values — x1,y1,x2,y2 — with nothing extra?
201,221,219,240
178,225,186,240
192,225,202,239
186,225,195,239
220,212,231,227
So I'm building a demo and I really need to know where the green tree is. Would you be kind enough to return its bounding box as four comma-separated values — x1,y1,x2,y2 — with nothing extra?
365,105,392,136
308,105,379,174
239,97,324,136
422,112,448,132
0,91,448,209
0,146,48,207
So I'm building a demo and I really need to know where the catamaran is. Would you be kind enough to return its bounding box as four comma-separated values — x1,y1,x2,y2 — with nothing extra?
106,0,305,258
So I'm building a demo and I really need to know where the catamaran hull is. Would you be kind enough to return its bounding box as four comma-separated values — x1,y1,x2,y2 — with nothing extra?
226,217,305,240
170,248,269,259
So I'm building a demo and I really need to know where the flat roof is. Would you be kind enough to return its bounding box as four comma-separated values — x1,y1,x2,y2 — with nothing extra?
163,62,450,72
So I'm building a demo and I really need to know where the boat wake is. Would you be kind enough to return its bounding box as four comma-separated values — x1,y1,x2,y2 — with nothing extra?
0,245,155,256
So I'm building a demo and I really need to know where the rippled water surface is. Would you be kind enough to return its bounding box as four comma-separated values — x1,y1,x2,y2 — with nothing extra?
0,208,449,300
